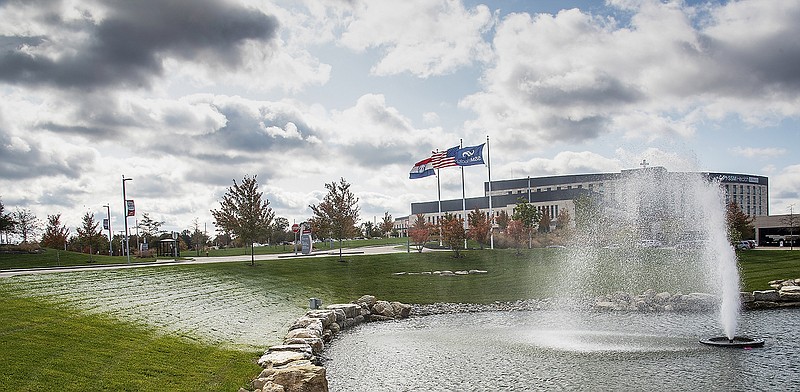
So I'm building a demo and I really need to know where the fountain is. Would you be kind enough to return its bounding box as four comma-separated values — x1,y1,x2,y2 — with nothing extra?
556,165,761,348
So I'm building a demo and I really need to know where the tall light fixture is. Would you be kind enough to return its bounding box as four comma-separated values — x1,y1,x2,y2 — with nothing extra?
122,175,133,264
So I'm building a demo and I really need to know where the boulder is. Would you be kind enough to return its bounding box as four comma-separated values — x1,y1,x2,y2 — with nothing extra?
326,303,361,319
258,350,312,368
304,310,336,328
285,328,321,340
654,292,672,304
372,300,395,318
367,314,394,322
391,301,412,318
682,293,718,309
354,295,377,307
779,285,800,301
289,317,324,335
253,378,286,392
267,344,313,356
280,337,323,354
265,364,328,392
753,290,780,302
739,291,755,304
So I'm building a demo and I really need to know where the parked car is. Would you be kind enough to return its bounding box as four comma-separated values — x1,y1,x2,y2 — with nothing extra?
736,241,751,250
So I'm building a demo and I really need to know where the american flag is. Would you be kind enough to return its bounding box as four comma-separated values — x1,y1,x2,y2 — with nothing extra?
431,146,459,169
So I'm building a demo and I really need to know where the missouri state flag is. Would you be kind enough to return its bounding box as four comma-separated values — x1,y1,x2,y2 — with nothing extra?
409,157,435,179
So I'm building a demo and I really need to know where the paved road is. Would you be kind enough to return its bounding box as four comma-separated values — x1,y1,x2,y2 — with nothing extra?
0,245,415,278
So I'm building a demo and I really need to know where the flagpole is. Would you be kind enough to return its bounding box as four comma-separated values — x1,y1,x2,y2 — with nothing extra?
460,139,467,249
437,161,443,247
487,135,494,249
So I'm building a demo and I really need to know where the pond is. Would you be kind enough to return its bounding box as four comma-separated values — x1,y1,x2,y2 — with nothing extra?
324,309,799,391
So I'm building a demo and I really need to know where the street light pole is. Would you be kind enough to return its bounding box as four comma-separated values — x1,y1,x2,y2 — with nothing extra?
103,204,112,256
122,176,133,264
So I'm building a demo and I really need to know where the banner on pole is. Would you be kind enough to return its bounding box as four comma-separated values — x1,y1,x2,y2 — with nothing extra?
126,200,135,216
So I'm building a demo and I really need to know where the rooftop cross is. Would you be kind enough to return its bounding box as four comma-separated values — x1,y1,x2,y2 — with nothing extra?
640,159,650,168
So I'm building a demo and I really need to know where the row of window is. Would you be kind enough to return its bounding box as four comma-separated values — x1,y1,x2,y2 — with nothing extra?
725,184,764,195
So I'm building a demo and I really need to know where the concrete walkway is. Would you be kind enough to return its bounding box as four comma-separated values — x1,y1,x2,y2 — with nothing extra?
0,245,416,278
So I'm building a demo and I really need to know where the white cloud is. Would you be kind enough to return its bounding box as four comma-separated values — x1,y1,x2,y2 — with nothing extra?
338,0,493,77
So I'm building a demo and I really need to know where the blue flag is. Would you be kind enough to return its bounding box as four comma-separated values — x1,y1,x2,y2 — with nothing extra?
455,143,485,166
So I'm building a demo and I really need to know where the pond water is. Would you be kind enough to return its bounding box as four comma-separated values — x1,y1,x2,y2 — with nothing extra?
324,309,800,391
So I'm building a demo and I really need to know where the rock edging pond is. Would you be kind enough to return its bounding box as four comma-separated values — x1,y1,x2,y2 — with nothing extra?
241,295,411,392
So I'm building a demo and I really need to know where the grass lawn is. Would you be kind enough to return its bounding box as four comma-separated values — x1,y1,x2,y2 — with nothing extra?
738,249,800,291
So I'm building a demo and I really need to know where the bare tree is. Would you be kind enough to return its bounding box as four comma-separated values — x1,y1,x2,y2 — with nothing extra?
309,177,360,261
211,175,275,266
137,213,164,246
11,208,40,244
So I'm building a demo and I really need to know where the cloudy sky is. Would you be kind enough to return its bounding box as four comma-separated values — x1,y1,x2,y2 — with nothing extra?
1,0,798,237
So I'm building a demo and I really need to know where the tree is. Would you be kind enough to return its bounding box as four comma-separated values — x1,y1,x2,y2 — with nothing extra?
380,212,394,237
496,210,510,232
137,213,164,246
506,219,527,255
361,221,376,238
271,217,289,248
189,218,209,256
41,213,70,249
538,211,551,234
211,175,275,266
76,212,103,261
0,198,14,243
467,208,490,249
781,206,798,250
408,214,431,253
726,201,753,245
309,177,360,262
440,213,466,258
512,198,541,249
555,208,572,231
11,208,40,244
